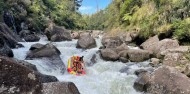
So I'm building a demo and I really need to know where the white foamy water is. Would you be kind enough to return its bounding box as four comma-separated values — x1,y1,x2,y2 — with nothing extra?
12,36,150,94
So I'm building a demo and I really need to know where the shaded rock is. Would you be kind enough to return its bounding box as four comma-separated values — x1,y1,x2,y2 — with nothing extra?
42,82,80,94
0,38,13,57
19,30,30,38
134,72,150,92
183,64,190,77
29,43,44,51
90,54,97,64
134,69,148,77
127,49,151,62
118,50,128,58
24,34,40,42
0,56,42,94
147,66,190,94
119,66,130,73
15,59,38,71
124,32,132,44
26,43,61,59
36,73,58,83
0,23,23,48
119,57,128,63
45,25,72,42
100,48,119,61
76,33,97,49
102,36,123,48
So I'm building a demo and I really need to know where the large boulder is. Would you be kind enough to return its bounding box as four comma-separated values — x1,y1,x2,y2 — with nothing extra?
76,33,97,49
141,36,179,58
140,35,159,51
24,34,40,42
26,43,65,74
42,82,80,94
0,23,23,48
26,43,61,59
29,43,44,51
127,49,151,62
146,66,190,94
0,56,42,94
114,43,129,54
45,25,72,42
100,48,119,61
102,36,123,48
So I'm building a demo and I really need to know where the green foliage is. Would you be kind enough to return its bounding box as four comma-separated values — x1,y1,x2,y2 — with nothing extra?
0,0,85,31
173,18,190,44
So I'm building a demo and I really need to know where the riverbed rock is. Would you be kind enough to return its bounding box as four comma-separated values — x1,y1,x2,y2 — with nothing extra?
149,58,160,67
24,34,40,42
183,64,190,77
146,66,190,94
134,72,150,92
26,43,61,59
29,43,44,51
0,56,42,94
19,30,31,38
45,25,72,42
0,38,13,57
163,53,189,72
0,22,23,48
76,33,97,49
141,36,179,58
71,32,80,39
102,36,123,48
42,82,80,94
100,48,119,61
114,43,129,54
127,49,151,62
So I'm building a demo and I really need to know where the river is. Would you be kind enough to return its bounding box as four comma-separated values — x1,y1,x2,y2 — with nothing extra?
12,36,150,94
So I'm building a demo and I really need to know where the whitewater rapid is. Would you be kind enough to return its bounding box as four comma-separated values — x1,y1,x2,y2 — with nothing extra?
12,36,150,94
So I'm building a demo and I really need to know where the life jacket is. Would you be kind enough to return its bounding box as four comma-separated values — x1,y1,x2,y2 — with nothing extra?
72,56,83,73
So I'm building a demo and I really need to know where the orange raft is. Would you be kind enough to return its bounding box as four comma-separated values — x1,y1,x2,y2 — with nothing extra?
67,56,86,76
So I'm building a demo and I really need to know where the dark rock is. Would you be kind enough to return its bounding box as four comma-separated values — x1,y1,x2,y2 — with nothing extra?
134,69,148,77
0,23,23,48
0,41,13,57
0,56,42,94
119,66,130,73
36,72,58,83
24,34,40,42
100,48,119,61
183,64,190,77
29,43,44,51
119,57,128,63
45,25,72,42
19,30,31,38
15,59,38,71
76,33,97,49
42,82,80,94
26,43,61,59
134,72,150,92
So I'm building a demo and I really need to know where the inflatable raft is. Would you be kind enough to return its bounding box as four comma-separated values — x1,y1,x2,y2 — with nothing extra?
67,56,86,76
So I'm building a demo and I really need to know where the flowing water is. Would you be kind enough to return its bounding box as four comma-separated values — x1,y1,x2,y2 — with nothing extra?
12,36,150,94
